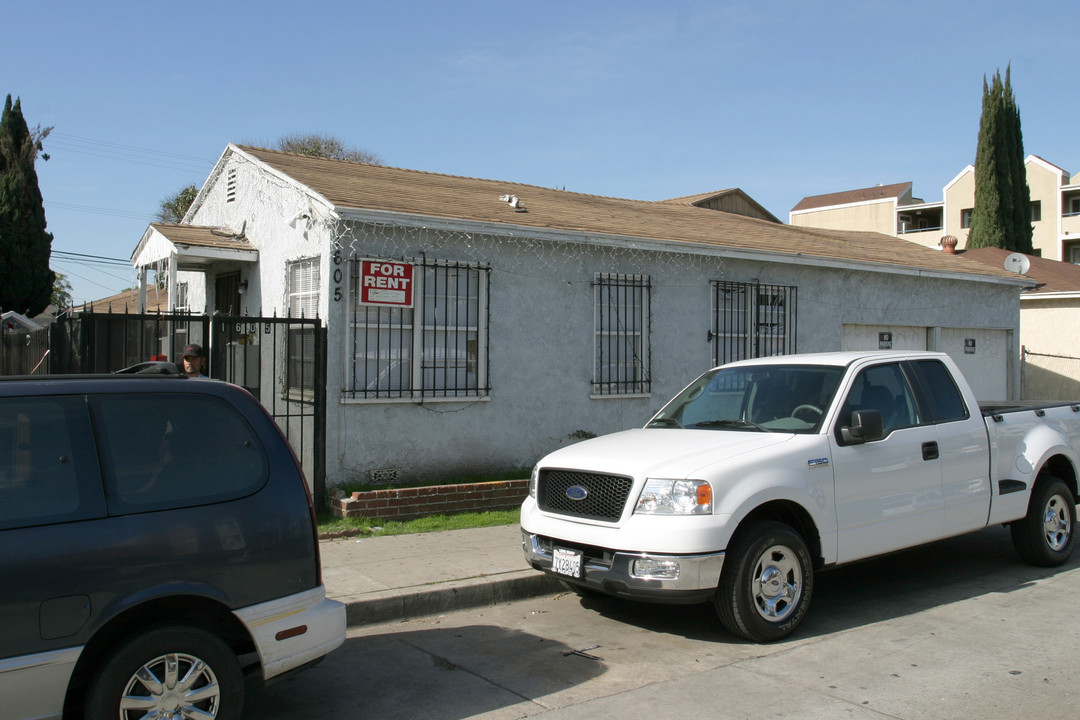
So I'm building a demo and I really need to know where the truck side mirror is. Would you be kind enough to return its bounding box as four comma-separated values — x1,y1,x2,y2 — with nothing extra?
840,409,884,445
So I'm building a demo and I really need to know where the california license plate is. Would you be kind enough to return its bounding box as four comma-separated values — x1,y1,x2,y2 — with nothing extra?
552,547,583,578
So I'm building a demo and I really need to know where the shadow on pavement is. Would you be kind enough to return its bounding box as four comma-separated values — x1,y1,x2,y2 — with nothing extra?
243,624,605,719
572,525,1079,643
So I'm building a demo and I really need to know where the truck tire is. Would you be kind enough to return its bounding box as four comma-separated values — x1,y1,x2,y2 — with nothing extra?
714,520,813,642
85,626,244,720
1011,476,1076,567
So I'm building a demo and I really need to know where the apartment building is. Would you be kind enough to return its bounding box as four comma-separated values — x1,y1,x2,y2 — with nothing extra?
791,156,1080,262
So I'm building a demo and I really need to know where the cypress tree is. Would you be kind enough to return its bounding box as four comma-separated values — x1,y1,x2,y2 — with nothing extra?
0,95,54,316
967,66,1033,253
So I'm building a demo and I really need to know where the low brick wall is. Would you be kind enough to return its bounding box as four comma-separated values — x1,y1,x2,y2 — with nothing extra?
329,479,529,522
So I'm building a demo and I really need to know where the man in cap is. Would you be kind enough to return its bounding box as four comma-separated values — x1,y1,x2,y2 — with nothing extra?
181,343,207,378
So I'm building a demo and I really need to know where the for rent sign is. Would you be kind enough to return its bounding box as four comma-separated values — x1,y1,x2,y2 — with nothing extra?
358,260,414,307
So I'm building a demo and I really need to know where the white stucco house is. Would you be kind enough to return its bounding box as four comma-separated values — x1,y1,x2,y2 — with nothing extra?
130,145,1027,486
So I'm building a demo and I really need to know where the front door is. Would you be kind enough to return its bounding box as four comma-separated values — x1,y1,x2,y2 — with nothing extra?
215,272,242,316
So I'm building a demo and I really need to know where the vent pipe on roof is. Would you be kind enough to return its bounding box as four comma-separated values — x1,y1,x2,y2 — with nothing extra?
939,235,958,254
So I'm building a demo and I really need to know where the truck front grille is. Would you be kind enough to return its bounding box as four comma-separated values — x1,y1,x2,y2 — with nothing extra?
537,469,633,522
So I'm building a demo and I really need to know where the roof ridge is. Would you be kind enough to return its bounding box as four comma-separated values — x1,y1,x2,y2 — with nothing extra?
235,144,664,205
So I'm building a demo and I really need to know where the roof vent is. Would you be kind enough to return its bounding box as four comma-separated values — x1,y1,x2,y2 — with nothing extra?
499,194,527,212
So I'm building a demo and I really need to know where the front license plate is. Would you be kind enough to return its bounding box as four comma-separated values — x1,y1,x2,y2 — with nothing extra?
552,547,583,579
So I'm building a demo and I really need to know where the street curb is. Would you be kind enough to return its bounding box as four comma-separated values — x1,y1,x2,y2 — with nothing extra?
336,570,564,628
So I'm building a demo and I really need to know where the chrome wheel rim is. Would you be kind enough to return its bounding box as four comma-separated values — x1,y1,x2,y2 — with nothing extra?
751,543,803,622
1043,492,1072,552
118,652,222,719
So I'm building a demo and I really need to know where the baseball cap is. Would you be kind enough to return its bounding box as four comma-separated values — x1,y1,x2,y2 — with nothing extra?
181,344,204,358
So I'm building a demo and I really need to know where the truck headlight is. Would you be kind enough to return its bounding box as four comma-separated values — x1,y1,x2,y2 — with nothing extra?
635,479,712,515
528,465,539,499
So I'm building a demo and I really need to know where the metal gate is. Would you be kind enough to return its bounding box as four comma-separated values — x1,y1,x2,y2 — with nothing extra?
1,311,327,504
211,315,327,504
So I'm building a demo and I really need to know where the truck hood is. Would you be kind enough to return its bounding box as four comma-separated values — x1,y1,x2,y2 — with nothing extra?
539,428,796,480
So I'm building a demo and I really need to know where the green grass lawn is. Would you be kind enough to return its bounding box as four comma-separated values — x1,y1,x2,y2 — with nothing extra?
317,508,520,538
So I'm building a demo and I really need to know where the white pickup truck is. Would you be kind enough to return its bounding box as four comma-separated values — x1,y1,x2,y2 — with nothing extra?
521,351,1080,642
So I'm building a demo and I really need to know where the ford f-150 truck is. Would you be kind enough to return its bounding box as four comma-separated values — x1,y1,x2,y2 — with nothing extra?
521,351,1080,642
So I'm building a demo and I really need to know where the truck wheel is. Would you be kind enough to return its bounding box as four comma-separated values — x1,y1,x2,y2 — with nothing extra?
1011,476,1076,567
85,626,244,720
714,520,813,642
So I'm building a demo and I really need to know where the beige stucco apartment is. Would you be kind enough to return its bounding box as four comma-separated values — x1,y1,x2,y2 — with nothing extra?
791,156,1080,262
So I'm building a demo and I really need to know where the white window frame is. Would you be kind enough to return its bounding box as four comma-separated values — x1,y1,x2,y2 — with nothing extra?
288,259,320,318
286,259,320,396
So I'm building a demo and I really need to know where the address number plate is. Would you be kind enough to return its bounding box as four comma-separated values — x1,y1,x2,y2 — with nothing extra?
552,547,583,579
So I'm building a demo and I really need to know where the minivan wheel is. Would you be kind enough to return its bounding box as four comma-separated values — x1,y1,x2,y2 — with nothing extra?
86,626,243,720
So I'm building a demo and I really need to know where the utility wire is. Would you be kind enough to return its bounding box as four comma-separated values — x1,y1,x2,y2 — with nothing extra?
45,200,154,221
46,133,215,174
52,250,132,266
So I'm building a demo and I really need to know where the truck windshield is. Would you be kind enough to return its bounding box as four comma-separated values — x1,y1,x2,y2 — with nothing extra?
647,364,845,434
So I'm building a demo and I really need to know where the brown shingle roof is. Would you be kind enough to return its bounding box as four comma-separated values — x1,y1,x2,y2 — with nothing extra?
148,223,251,250
791,182,913,213
235,146,1018,282
82,284,169,313
961,247,1080,294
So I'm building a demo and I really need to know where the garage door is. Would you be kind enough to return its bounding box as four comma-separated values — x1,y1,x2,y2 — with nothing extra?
843,324,1009,401
938,328,1009,401
842,325,927,352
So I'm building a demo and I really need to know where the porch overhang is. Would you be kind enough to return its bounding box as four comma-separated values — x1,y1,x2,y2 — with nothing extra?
132,223,259,270
131,223,259,313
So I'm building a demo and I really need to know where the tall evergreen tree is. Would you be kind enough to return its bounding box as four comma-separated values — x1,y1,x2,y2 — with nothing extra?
967,66,1033,253
0,95,54,315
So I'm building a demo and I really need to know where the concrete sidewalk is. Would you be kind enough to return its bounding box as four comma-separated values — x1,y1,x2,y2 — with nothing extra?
320,524,562,627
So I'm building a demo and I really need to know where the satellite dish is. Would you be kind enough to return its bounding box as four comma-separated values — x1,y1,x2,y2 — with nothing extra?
1004,253,1030,274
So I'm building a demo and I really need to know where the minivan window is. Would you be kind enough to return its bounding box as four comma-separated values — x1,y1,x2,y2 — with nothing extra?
91,393,269,514
0,396,105,530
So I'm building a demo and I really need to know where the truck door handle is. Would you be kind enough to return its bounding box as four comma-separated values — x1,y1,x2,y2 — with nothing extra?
922,441,939,461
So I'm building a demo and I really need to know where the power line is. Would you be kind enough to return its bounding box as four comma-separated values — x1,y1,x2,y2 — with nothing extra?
52,250,132,266
45,200,155,221
46,133,215,174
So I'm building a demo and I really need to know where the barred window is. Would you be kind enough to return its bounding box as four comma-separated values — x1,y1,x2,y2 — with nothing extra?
710,281,796,366
347,258,489,400
287,259,320,394
593,274,650,395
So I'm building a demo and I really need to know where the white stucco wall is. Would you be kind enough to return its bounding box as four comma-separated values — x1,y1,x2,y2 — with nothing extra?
179,149,1023,486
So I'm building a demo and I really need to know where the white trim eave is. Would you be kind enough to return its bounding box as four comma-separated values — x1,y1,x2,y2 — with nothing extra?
229,145,338,219
789,195,899,217
944,165,975,192
173,244,259,263
900,200,944,212
1026,154,1066,178
336,207,1027,287
1021,291,1080,301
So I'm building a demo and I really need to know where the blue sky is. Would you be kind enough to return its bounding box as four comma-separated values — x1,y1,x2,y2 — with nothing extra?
5,0,1078,305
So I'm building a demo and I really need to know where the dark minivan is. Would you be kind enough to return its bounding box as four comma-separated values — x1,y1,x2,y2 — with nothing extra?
0,374,345,720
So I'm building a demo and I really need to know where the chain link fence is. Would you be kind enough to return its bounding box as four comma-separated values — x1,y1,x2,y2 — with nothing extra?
1021,347,1080,402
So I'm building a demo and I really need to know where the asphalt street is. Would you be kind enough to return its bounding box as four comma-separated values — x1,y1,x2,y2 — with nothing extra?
246,524,1080,720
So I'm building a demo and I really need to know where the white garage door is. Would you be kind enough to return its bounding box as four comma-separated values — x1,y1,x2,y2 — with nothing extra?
842,324,927,352
843,324,1009,401
938,328,1009,401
